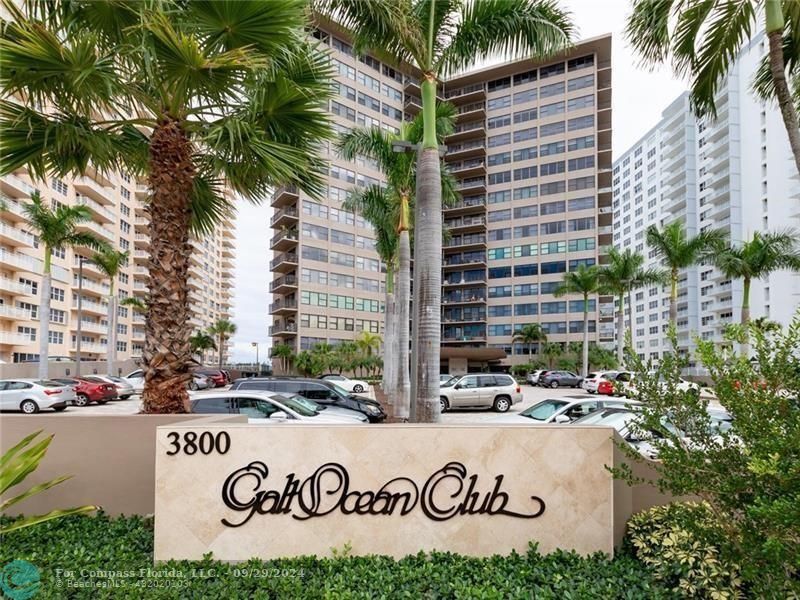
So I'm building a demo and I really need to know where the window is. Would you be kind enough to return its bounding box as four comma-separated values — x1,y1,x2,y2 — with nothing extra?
540,261,566,274
357,70,380,92
381,105,402,121
539,141,565,156
302,200,328,219
567,95,594,111
513,127,537,142
515,303,538,316
540,181,566,196
513,89,537,104
488,305,512,317
488,247,511,260
488,133,511,147
48,331,64,345
488,209,511,222
568,55,594,71
568,74,594,91
329,250,355,267
488,115,511,129
49,308,65,324
568,115,594,131
487,152,511,166
568,176,595,191
513,205,538,219
568,135,594,151
513,146,537,161
301,245,327,263
488,171,511,185
540,200,565,215
487,96,511,110
513,166,537,180
568,156,595,170
539,101,565,117
514,263,538,277
302,223,329,241
301,268,328,285
513,108,537,124
513,70,537,84
330,229,355,246
540,63,565,79
51,179,68,195
568,237,596,251
541,220,566,235
488,190,511,204
488,228,511,241
568,217,595,231
541,301,567,314
488,266,511,279
120,187,130,200
17,326,36,341
489,286,512,298
331,100,355,122
568,196,594,211
539,122,565,137
513,186,537,200
357,92,380,113
332,59,355,80
514,283,537,296
50,287,64,302
540,161,565,176
488,77,511,91
513,225,537,238
382,83,401,101
540,241,566,255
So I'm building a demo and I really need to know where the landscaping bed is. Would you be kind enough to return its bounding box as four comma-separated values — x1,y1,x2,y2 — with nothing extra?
0,515,674,599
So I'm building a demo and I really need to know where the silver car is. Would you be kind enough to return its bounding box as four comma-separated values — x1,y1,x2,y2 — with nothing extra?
439,373,522,413
190,391,368,424
0,379,75,413
91,375,135,399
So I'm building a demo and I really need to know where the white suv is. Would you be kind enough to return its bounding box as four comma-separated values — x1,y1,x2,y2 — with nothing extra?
439,374,522,413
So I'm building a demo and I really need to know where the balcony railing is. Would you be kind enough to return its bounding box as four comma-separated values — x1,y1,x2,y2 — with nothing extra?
444,234,486,248
445,83,485,99
75,194,115,222
0,304,31,320
455,177,486,191
0,276,33,296
443,252,486,266
270,274,298,292
269,298,298,312
451,121,484,134
447,140,485,155
270,252,298,269
445,216,486,229
270,206,298,226
269,323,298,335
270,230,299,247
0,221,35,246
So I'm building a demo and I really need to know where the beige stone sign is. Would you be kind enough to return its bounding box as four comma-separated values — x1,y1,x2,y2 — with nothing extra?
154,423,632,561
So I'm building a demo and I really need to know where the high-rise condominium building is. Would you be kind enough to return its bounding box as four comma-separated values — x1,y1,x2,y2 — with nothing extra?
0,171,235,367
613,31,800,362
270,23,613,372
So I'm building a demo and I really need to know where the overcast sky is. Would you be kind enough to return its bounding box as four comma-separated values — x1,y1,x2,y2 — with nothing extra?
228,0,688,363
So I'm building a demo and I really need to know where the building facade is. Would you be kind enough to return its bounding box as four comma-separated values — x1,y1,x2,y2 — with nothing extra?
0,171,235,367
270,25,613,370
613,32,800,361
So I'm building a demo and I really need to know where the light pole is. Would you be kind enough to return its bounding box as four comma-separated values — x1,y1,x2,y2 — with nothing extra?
251,342,259,374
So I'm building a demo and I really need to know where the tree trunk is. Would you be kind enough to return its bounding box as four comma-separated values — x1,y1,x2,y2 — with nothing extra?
766,0,800,175
582,293,589,377
106,293,116,376
396,230,411,420
142,118,194,413
669,269,678,324
616,293,625,366
218,334,224,369
741,277,751,357
38,266,51,380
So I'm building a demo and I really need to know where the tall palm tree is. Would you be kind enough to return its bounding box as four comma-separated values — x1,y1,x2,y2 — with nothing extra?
712,230,800,354
324,0,574,422
512,323,548,360
626,0,800,174
1,1,332,413
354,331,382,359
208,319,236,369
645,222,728,323
598,247,666,365
542,342,563,370
338,103,456,420
188,331,216,363
91,248,128,376
22,192,107,378
270,343,295,375
554,265,601,377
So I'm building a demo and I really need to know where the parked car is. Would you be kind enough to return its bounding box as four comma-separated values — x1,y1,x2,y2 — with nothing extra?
439,373,522,413
539,370,583,388
440,374,456,385
494,395,638,424
123,369,145,394
0,379,74,413
52,377,116,406
320,374,369,393
188,373,212,391
90,375,135,400
229,377,383,422
581,371,618,394
617,371,700,398
190,392,367,424
194,368,228,387
526,370,546,385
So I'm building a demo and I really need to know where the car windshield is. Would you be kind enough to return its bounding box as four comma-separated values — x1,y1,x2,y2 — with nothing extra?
520,400,569,421
441,377,458,387
582,411,638,432
279,395,320,417
328,382,352,398
324,375,345,381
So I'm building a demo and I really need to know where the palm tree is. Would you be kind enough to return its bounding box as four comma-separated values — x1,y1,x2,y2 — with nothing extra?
338,104,456,420
324,0,574,422
712,230,800,354
120,297,147,314
645,222,727,323
512,323,547,360
310,342,335,374
91,248,128,376
542,342,563,370
22,192,107,378
208,319,236,369
598,248,666,365
554,265,601,377
1,2,332,413
354,331,382,360
270,343,295,375
626,0,800,174
188,332,216,363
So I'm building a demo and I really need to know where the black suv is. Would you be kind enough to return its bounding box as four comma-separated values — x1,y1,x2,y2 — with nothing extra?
229,377,386,422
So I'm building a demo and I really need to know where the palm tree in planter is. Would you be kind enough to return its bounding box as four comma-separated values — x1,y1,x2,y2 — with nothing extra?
1,1,332,412
208,319,236,369
645,222,727,323
22,192,107,378
512,323,548,361
339,103,456,420
91,248,128,377
712,230,800,354
598,247,666,366
188,332,216,364
323,0,574,421
270,343,295,375
553,264,601,377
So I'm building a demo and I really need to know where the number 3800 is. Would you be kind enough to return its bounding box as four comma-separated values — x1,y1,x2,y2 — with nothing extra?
165,431,230,456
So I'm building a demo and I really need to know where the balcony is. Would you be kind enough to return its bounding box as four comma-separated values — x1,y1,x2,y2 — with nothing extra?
134,232,150,248
133,265,148,280
0,175,38,199
442,252,487,269
443,233,486,251
442,335,487,343
454,177,486,195
135,183,149,200
0,304,30,321
271,185,299,209
443,83,486,104
404,95,422,114
0,195,28,223
0,330,33,345
133,249,149,263
134,216,148,228
0,221,35,247
270,229,299,252
74,176,115,205
73,319,106,334
441,290,487,305
271,206,299,228
270,273,298,294
443,275,487,287
444,195,486,217
449,159,486,179
441,312,487,324
75,194,115,223
73,276,111,297
444,215,486,234
447,120,485,143
0,248,42,276
187,276,203,290
270,251,298,272
132,328,145,340
270,322,298,336
455,101,486,121
71,297,108,316
446,140,485,161
0,276,34,297
70,341,106,354
76,220,115,242
269,298,298,315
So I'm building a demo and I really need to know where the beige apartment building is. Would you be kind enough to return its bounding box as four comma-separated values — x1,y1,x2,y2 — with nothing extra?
0,170,235,368
269,27,613,371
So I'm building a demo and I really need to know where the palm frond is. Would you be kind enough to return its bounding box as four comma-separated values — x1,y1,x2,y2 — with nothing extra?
336,127,395,173
190,171,235,236
91,247,129,280
625,0,680,67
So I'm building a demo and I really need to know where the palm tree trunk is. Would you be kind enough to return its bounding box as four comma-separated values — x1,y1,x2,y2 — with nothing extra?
396,230,411,420
582,293,589,377
766,0,800,175
383,267,396,406
37,257,51,380
106,293,116,376
218,334,224,369
741,277,752,356
412,76,443,423
142,118,194,413
669,269,678,324
616,292,625,366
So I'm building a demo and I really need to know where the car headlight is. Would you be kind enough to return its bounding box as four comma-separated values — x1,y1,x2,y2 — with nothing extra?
366,405,380,415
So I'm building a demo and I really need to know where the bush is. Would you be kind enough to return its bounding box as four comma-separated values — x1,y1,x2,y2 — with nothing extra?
0,514,674,599
510,364,530,377
626,503,742,598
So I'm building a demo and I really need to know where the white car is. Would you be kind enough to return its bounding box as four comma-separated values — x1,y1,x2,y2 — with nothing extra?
123,369,145,394
493,395,638,424
190,391,367,424
581,371,619,394
320,374,369,394
0,379,75,413
620,372,700,398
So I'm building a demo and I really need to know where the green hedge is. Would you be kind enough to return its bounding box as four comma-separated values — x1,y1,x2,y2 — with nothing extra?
0,514,674,599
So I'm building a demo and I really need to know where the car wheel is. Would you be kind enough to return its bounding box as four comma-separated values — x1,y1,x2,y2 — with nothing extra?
550,381,559,389
121,395,131,400
440,397,449,413
353,384,364,393
74,394,89,407
53,405,67,412
493,396,511,413
20,400,39,414
97,399,109,405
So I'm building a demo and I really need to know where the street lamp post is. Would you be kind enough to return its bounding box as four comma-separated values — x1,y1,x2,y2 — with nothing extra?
251,342,259,375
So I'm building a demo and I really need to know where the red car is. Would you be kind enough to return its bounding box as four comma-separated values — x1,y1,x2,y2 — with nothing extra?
194,369,228,387
53,377,117,407
597,378,614,395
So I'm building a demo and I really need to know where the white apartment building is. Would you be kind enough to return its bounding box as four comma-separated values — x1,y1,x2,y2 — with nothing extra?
613,32,800,361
